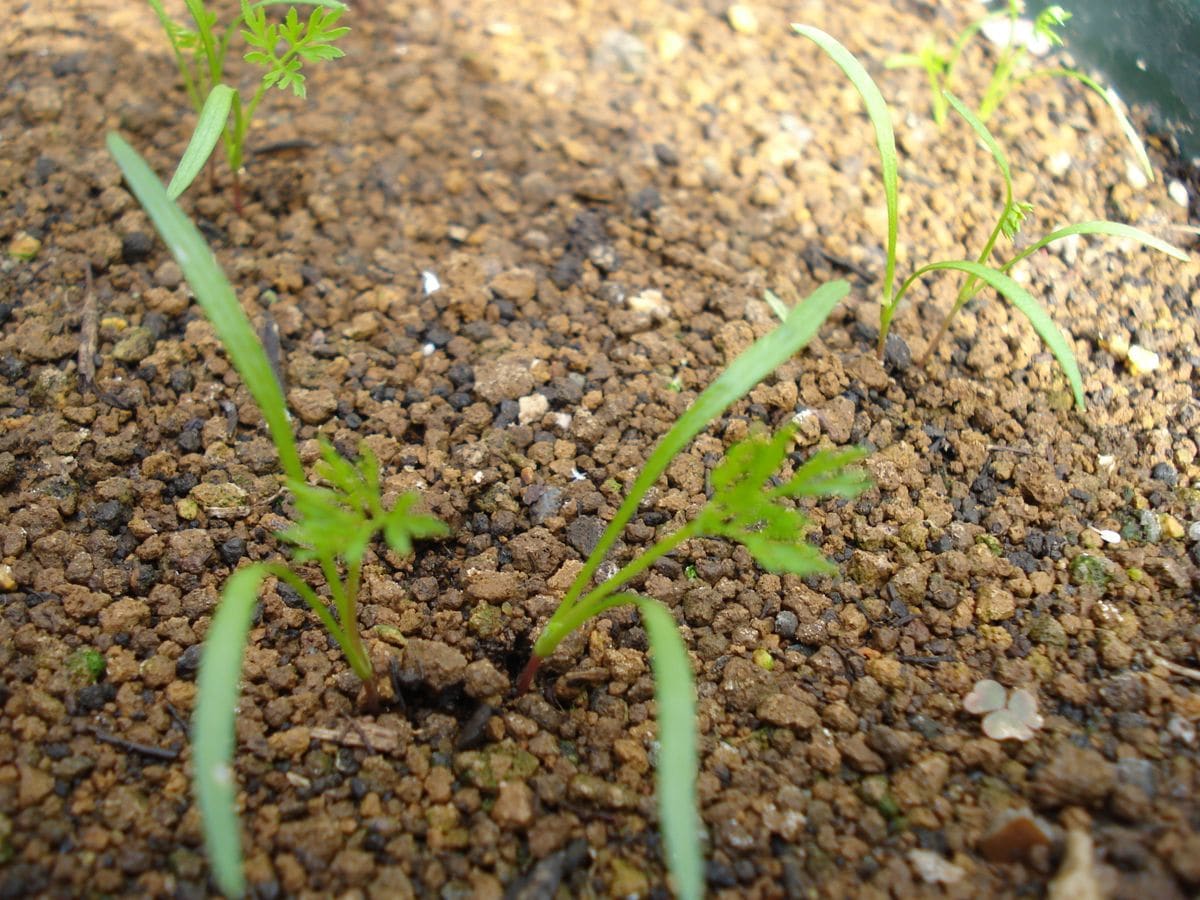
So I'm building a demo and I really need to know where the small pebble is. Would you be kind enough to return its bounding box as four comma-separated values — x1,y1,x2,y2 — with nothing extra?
1048,830,1103,900
1167,715,1196,746
7,232,40,260
1046,151,1072,178
1126,344,1159,375
1150,461,1178,486
1167,179,1189,207
1161,514,1184,540
978,808,1056,863
1126,159,1149,189
657,29,686,62
775,609,799,638
727,4,759,34
907,849,965,885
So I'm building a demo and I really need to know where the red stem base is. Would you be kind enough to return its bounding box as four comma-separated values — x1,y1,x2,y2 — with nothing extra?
514,656,543,696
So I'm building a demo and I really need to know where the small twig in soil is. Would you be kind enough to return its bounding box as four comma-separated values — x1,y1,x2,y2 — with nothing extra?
164,702,189,734
219,398,240,439
454,702,494,752
347,718,378,756
388,656,407,714
985,444,1035,456
1147,652,1200,682
803,245,878,282
250,138,318,157
97,390,140,411
77,262,98,391
88,726,181,761
311,721,403,753
897,654,956,666
259,311,288,397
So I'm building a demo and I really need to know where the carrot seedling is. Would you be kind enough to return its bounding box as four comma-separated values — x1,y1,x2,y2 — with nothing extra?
789,26,1189,411
107,132,446,898
886,1,1152,180
517,280,870,900
145,0,349,209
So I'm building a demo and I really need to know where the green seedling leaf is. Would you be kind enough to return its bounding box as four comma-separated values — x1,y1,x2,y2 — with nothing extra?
1002,220,1190,272
944,90,1018,211
632,596,701,900
1099,84,1154,183
194,564,269,900
763,288,790,321
280,441,448,565
167,84,235,199
106,132,303,482
886,42,950,124
1022,68,1155,182
1033,5,1070,47
702,431,868,574
907,259,1085,410
793,25,899,320
549,279,849,626
242,0,347,99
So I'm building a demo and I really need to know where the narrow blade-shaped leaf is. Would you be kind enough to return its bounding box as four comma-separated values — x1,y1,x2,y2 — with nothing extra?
630,597,702,900
763,288,790,322
911,260,1084,410
1065,71,1153,183
194,564,269,900
106,133,303,483
944,90,1014,202
1001,220,1190,272
793,25,899,312
166,84,235,199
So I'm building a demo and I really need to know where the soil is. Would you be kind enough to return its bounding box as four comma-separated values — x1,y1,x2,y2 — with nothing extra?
2,0,1199,897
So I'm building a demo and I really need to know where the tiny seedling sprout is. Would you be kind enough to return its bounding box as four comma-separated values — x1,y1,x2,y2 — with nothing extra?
107,132,446,898
516,281,870,900
145,0,349,209
886,1,1153,180
789,25,1189,411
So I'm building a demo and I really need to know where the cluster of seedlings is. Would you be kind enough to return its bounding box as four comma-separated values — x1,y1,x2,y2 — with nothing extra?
100,3,1189,898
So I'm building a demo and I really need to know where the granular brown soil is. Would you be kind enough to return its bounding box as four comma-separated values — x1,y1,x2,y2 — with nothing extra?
2,0,1199,897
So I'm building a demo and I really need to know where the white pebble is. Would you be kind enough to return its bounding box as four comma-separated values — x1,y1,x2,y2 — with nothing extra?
908,849,966,885
1126,344,1160,375
517,393,550,426
1168,715,1196,746
1090,526,1121,545
421,270,441,295
727,4,758,34
981,16,1051,55
628,288,671,320
1168,179,1189,207
1047,150,1072,177
1187,521,1200,542
1126,159,1149,189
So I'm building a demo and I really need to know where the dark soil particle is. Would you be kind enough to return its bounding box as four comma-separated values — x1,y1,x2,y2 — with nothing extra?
2,0,1200,897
